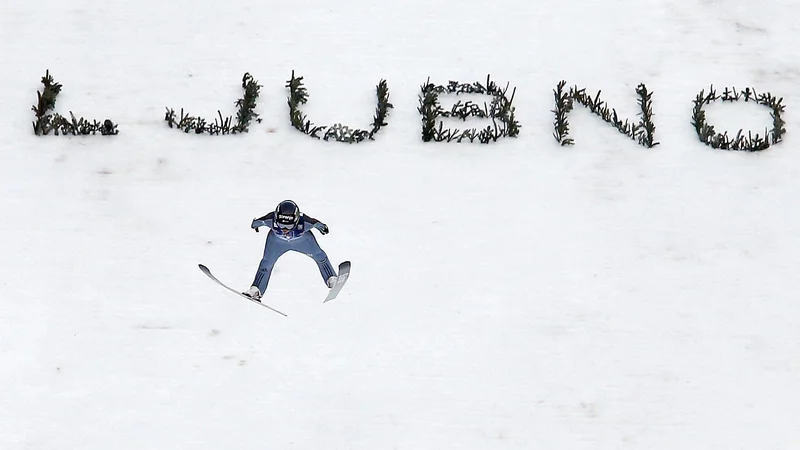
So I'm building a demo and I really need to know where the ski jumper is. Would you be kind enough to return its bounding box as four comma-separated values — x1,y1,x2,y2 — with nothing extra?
250,212,336,293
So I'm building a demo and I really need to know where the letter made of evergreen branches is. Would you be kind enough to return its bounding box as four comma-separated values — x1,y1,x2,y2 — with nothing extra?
164,72,262,135
691,85,786,151
286,70,393,143
551,81,658,148
418,75,520,143
32,70,119,136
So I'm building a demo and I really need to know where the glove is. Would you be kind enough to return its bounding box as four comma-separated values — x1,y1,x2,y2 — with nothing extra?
252,219,260,232
318,223,329,235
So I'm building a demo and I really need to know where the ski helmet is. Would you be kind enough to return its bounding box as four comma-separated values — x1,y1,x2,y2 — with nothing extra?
274,200,300,229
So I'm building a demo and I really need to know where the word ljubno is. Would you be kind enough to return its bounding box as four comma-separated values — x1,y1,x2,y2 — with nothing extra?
33,71,787,152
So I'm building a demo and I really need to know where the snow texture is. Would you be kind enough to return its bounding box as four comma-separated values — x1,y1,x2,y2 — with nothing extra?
1,0,799,449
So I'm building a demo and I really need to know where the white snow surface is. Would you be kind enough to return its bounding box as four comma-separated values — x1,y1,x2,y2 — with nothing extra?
1,0,800,449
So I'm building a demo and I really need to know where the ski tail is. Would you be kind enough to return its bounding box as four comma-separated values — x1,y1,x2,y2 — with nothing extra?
198,264,288,317
324,261,351,303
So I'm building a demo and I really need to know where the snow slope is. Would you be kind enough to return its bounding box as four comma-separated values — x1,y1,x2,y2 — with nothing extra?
1,0,799,449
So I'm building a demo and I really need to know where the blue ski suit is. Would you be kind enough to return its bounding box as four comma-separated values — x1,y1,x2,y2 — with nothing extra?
250,211,336,293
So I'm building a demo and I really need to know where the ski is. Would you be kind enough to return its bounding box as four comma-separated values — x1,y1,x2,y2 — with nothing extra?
324,261,351,303
198,264,288,317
